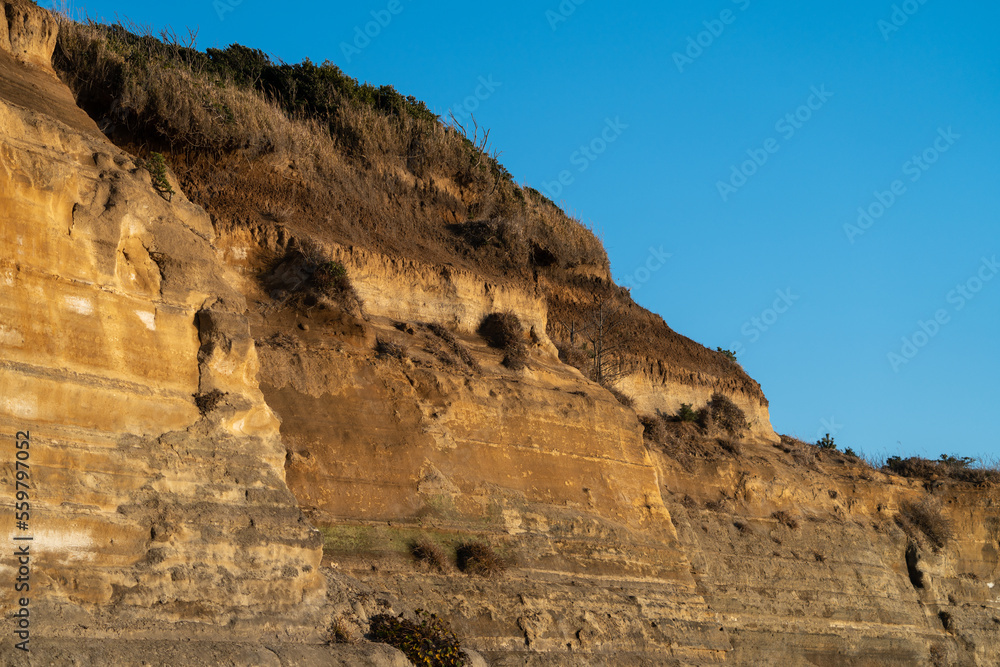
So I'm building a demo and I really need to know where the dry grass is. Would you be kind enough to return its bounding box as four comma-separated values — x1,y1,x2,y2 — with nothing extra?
456,542,507,577
53,18,608,284
606,387,634,408
410,539,449,572
639,414,667,443
898,499,954,550
427,324,481,373
328,618,355,644
772,511,799,530
705,393,749,437
884,455,1000,486
375,337,407,360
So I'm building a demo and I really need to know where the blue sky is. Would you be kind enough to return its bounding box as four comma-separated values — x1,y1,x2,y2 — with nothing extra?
60,0,999,463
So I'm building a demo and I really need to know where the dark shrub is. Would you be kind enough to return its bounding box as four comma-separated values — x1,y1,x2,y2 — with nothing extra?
640,414,667,443
145,152,174,199
478,312,523,350
369,610,467,667
478,312,529,370
716,347,738,364
706,393,749,436
194,389,226,415
456,542,506,577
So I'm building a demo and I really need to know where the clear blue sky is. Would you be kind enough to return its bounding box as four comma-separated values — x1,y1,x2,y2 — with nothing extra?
60,0,999,463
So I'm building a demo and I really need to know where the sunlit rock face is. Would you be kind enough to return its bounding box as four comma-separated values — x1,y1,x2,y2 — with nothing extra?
0,0,324,644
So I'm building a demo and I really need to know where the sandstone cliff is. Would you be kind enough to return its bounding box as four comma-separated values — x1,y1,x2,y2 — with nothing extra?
0,2,997,665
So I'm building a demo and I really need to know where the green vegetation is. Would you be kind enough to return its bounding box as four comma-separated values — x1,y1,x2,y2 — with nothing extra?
675,403,700,423
817,433,837,450
145,152,174,199
716,347,738,363
369,610,467,667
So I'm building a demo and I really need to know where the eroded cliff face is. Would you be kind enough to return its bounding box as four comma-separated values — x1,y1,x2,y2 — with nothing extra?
0,0,324,648
2,2,998,665
225,234,998,665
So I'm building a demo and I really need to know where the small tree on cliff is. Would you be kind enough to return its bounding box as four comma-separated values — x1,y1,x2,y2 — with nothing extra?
583,296,633,386
554,296,634,387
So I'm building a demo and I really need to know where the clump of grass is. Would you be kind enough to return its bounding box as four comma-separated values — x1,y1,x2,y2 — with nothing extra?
898,499,954,550
733,521,753,536
428,324,481,372
772,510,799,530
456,542,507,577
375,337,406,360
328,618,355,644
369,610,466,667
410,539,449,572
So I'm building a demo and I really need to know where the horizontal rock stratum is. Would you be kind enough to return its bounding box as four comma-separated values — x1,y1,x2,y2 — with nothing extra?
1,1,998,665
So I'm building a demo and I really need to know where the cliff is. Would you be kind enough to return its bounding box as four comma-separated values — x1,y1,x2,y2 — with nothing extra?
0,2,997,664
